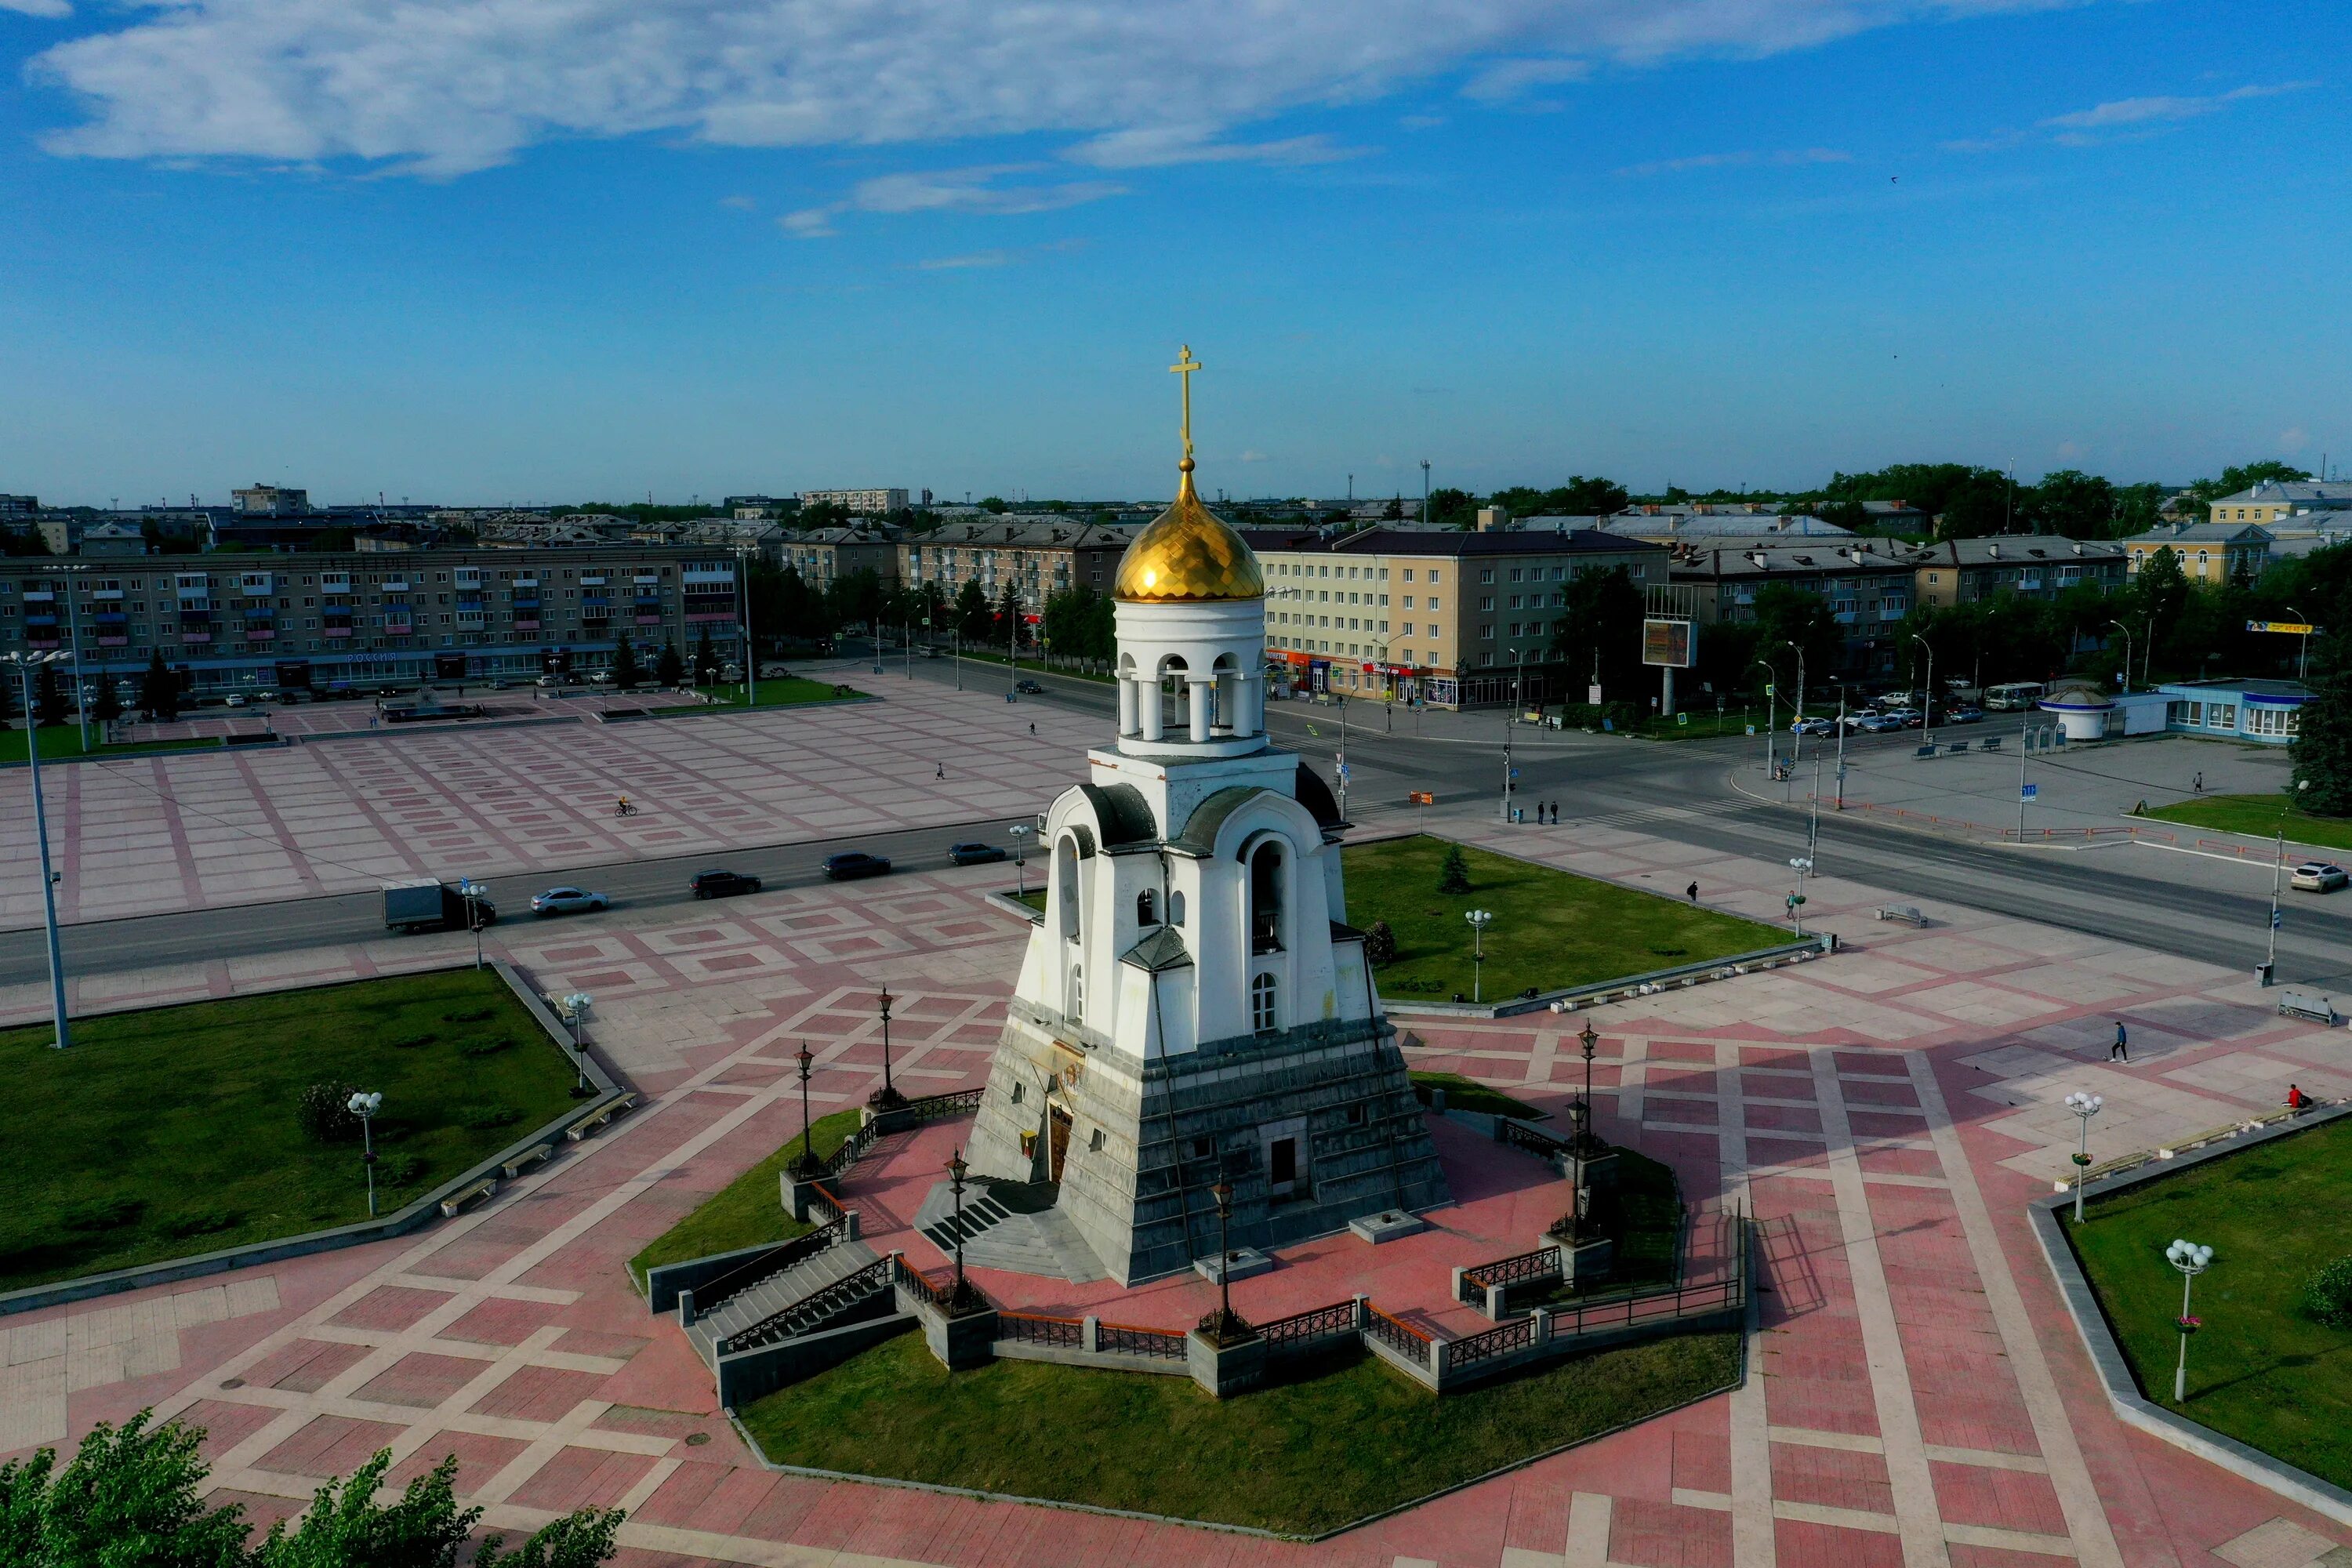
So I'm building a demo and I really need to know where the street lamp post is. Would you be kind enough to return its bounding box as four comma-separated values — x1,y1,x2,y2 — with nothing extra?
1574,1020,1602,1157
2064,1091,2103,1224
946,1148,981,1312
1201,1178,1252,1342
1787,856,1813,937
1465,908,1493,1004
348,1091,383,1217
2166,1238,2213,1402
870,985,906,1109
2264,827,2285,984
5,650,74,1048
739,545,757,710
561,991,593,1094
1911,633,1936,749
1780,640,1806,800
2288,604,2314,680
1748,659,1777,779
2107,620,2132,695
793,1042,822,1178
459,878,488,969
1011,822,1032,898
47,566,91,753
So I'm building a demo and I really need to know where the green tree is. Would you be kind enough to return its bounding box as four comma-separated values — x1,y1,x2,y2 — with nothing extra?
1437,844,1471,895
33,662,69,728
2034,470,2117,539
610,634,643,691
2292,658,2352,816
1490,477,1630,520
248,1451,473,1568
824,568,886,633
692,626,719,684
978,495,1009,514
996,581,1025,654
654,640,685,688
1548,564,1645,702
1751,583,1840,698
953,579,993,644
90,678,122,726
0,1413,252,1568
1425,488,1477,529
139,652,180,722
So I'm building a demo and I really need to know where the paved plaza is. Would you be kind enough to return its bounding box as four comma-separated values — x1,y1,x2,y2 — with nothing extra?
0,682,1101,931
4,786,2348,1568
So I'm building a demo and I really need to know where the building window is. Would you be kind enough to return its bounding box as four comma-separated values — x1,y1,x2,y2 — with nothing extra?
1137,889,1158,926
1089,1127,1105,1152
1068,964,1084,1018
1169,891,1185,927
1250,972,1277,1034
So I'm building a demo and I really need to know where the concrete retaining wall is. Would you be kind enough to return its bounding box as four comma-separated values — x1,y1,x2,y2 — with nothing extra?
715,1306,912,1407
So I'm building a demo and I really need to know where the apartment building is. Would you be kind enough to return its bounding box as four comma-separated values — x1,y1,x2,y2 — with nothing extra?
1666,540,1915,679
0,546,741,693
801,488,909,516
1909,535,2126,608
1243,527,1667,708
232,484,311,516
899,520,1129,613
781,525,903,589
2122,522,2272,584
2207,481,2352,525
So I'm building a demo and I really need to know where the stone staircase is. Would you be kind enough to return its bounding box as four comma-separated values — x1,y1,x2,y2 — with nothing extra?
686,1238,883,1367
917,1188,1016,1254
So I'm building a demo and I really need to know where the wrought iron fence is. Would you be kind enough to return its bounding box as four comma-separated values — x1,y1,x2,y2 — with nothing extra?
693,1217,844,1312
804,1181,848,1227
822,1123,877,1179
724,1254,892,1353
1499,1119,1570,1161
1363,1304,1433,1369
1546,1214,1746,1344
1098,1321,1186,1360
1457,1246,1562,1304
1450,1313,1535,1370
1258,1301,1357,1356
997,1312,1084,1349
906,1087,986,1121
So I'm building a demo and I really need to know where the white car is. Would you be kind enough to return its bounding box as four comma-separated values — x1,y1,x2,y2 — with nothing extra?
530,886,612,916
2290,862,2348,894
223,694,248,708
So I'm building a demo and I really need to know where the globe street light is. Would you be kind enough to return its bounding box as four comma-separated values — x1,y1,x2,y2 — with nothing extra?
1465,909,1494,1004
348,1091,383,1217
2166,1237,2213,1402
561,991,594,1095
4,650,74,1048
458,878,488,969
1011,822,1033,898
1786,856,1813,937
2064,1091,2103,1223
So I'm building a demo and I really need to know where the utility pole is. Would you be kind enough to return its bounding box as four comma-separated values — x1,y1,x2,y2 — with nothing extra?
1834,693,1847,809
739,546,757,709
2263,828,2285,985
7,652,72,1048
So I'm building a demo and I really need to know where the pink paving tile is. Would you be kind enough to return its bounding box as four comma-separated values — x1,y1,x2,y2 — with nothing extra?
468,1363,613,1422
180,1398,284,1465
510,1445,659,1512
1671,1431,1732,1494
1610,1497,1735,1568
251,1337,372,1394
1773,1519,1905,1568
557,1328,652,1362
387,1430,532,1496
352,1352,486,1409
260,1414,412,1479
1769,1442,1896,1515
1848,1110,1931,1139
327,1283,456,1332
1929,1461,2070,1536
1948,1547,2085,1568
445,1295,563,1347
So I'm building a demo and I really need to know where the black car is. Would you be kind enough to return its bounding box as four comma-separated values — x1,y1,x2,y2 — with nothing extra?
947,841,1008,866
823,851,893,881
689,869,763,898
1014,678,1044,695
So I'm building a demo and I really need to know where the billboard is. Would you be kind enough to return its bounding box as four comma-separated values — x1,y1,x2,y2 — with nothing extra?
1642,617,1696,668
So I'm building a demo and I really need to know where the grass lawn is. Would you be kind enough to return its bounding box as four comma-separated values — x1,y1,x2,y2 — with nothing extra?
1410,1070,1544,1120
0,727,225,764
0,970,579,1293
739,1328,1741,1536
1632,710,1764,742
2067,1115,2352,1488
2144,793,2352,855
627,1109,864,1290
1346,837,1787,1002
652,677,862,710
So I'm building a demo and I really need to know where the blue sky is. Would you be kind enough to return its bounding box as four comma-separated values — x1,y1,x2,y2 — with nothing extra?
1,0,2345,507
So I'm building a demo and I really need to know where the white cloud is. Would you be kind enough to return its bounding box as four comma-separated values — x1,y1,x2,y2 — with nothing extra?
782,164,1126,237
1615,146,1851,176
2041,81,2310,131
2,0,71,17
27,0,2078,176
917,249,1013,270
1063,125,1360,169
719,193,756,210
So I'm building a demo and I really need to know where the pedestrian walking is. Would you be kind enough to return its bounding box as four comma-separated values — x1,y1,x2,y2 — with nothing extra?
2193,771,2205,794
1686,880,1699,903
2110,1020,2129,1062
1029,721,1036,736
936,762,945,779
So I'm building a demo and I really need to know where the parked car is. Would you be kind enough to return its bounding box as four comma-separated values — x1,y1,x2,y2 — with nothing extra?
223,694,248,708
1944,706,1984,724
1789,717,1835,736
822,851,893,881
1858,713,1907,733
689,869,763,898
2290,862,2349,893
530,886,611,916
947,841,1008,866
1882,707,1924,728
1014,678,1044,695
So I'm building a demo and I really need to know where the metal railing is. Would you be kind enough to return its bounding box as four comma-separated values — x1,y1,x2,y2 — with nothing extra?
1257,1300,1357,1356
804,1181,848,1227
1450,1313,1536,1370
820,1123,876,1180
723,1254,891,1353
1544,1217,1745,1345
1497,1119,1570,1161
1098,1321,1186,1360
1363,1304,1433,1369
1458,1246,1562,1304
997,1311,1083,1349
903,1087,985,1122
693,1217,844,1312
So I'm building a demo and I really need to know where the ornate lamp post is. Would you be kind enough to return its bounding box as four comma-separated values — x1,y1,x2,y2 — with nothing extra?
1573,1021,1605,1156
946,1148,983,1312
2065,1091,2103,1223
459,878,488,969
1199,1178,1253,1344
561,991,594,1095
1465,908,1494,1004
2167,1237,2213,1402
869,986,906,1110
792,1042,822,1178
1011,823,1032,898
348,1091,383,1217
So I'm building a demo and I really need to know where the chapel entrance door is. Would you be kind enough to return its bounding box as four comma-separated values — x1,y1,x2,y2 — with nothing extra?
1048,1105,1073,1182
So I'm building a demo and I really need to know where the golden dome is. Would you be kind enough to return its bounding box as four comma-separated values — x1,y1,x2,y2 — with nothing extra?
1114,466,1265,603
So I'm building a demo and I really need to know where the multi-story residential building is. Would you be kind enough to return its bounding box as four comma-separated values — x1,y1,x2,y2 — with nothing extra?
1243,526,1668,708
800,487,909,516
1909,535,2126,609
232,484,310,516
0,495,37,517
2122,522,2272,584
2206,481,2352,525
1592,512,1849,544
1666,540,1916,679
775,525,902,590
0,546,741,694
898,520,1128,612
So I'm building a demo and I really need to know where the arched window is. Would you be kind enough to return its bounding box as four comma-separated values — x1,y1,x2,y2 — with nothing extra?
1250,841,1283,954
1170,891,1187,927
1137,888,1159,927
1250,972,1277,1034
1069,964,1085,1020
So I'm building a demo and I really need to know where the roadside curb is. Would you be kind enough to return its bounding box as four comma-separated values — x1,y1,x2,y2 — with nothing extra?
0,960,626,1319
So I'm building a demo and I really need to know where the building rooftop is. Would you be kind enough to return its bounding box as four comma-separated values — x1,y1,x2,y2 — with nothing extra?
1595,512,1853,540
2158,677,2314,699
1909,535,2125,566
2123,522,2275,544
1238,526,1664,558
2213,481,2352,508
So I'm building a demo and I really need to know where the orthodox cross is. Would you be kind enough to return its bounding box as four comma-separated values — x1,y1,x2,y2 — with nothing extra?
1169,345,1202,466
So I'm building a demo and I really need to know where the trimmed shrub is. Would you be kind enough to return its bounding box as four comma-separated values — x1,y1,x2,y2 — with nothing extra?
458,1036,514,1060
62,1196,146,1232
390,1033,437,1050
1437,844,1471,895
296,1081,362,1143
459,1105,525,1131
2307,1255,2352,1327
1363,919,1397,967
161,1207,240,1240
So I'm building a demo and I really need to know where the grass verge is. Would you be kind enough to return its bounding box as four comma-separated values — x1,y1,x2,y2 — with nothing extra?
2143,793,2352,855
2067,1114,2352,1489
1347,837,1786,1001
739,1329,1741,1536
0,727,227,764
1410,1070,1544,1120
0,970,577,1293
627,1109,864,1290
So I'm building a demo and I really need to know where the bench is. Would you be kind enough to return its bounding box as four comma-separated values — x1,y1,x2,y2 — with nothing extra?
1873,905,1929,927
1915,745,1936,759
564,1093,637,1142
439,1178,496,1218
2278,991,2336,1025
1978,736,2002,752
502,1143,554,1179
1945,740,1970,753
